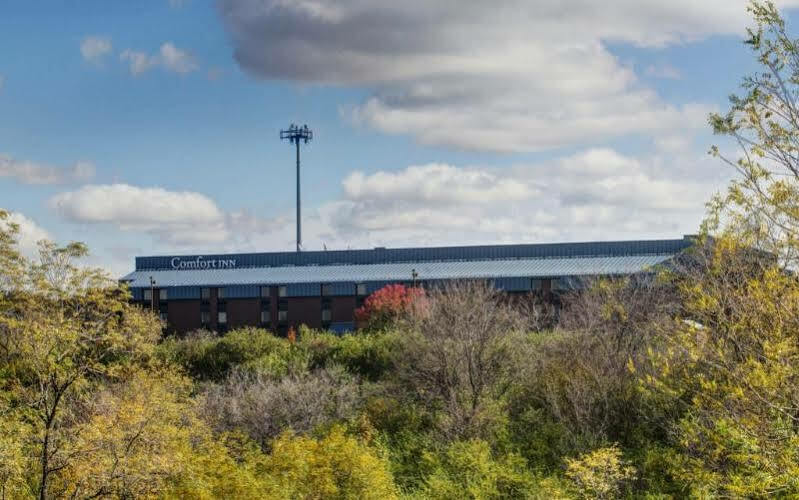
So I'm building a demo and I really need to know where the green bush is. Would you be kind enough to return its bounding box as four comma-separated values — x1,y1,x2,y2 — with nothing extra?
363,397,438,491
422,440,539,499
158,327,298,381
301,328,399,381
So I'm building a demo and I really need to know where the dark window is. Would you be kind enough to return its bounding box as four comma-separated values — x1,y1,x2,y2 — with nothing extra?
143,288,152,301
200,311,210,325
321,284,332,296
322,297,332,324
260,286,270,298
278,298,288,324
260,310,271,324
159,288,168,301
217,287,226,300
201,287,211,301
356,283,367,296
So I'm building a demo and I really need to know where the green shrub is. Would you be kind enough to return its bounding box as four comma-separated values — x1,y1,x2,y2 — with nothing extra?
363,397,438,491
301,328,399,381
422,439,538,499
259,426,399,499
158,327,297,381
564,445,636,500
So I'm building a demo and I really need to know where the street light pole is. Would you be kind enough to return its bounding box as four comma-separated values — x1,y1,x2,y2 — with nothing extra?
149,276,156,312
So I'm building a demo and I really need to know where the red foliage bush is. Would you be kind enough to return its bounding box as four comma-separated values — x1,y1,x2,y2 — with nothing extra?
354,284,425,328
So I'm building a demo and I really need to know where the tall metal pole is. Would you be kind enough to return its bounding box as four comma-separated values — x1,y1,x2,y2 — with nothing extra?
296,138,301,252
281,124,313,253
149,276,156,312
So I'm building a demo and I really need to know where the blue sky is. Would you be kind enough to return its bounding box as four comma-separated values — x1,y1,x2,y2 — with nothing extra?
1,0,797,276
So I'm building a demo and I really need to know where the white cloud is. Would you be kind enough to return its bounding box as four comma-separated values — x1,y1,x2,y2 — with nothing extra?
3,212,51,259
159,42,198,73
80,36,112,63
217,0,799,153
50,184,228,245
343,163,533,204
120,50,156,76
0,154,95,185
120,42,198,76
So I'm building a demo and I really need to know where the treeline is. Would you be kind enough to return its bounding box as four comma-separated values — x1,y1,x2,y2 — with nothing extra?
2,215,798,498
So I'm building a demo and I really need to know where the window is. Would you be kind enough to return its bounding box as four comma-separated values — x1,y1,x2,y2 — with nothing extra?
322,297,332,323
159,311,168,323
278,298,288,323
217,287,226,300
278,285,287,297
143,288,152,301
201,311,210,325
260,286,270,298
356,283,367,296
261,310,271,324
201,287,211,301
218,311,227,324
159,288,168,301
321,284,332,296
531,279,543,291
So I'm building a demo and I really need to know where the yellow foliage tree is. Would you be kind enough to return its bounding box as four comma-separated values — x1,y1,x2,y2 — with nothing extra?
642,238,799,497
649,0,799,495
0,210,163,498
564,445,635,500
258,427,399,499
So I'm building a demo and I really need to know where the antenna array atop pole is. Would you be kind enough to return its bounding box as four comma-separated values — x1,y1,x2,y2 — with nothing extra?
280,124,313,252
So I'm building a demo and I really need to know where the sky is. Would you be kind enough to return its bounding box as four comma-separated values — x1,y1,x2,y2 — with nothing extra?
2,0,798,277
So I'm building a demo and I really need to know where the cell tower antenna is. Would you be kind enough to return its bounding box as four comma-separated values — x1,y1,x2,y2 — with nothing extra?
280,123,313,252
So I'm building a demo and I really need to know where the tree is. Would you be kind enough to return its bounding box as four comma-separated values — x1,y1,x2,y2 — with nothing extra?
0,210,161,499
355,284,425,329
201,365,361,447
51,370,206,498
258,426,399,499
510,276,677,461
393,281,527,440
708,0,799,265
650,1,799,494
564,445,636,500
422,439,540,500
641,239,799,497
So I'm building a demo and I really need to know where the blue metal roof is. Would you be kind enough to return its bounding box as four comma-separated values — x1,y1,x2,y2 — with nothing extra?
122,254,673,288
134,237,694,271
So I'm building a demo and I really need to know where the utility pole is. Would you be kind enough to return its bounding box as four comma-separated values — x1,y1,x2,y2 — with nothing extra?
280,124,313,252
149,276,156,312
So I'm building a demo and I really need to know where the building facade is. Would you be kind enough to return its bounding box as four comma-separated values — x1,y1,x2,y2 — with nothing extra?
121,237,694,335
